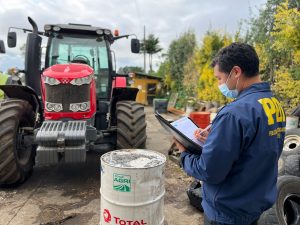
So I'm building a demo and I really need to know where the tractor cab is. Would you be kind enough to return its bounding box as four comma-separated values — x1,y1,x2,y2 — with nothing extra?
44,24,113,99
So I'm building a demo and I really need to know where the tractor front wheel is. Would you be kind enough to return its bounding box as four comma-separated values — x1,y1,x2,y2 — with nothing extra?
0,99,35,187
116,101,147,149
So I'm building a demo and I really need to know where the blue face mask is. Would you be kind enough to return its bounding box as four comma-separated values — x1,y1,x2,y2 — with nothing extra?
218,71,239,99
218,83,238,98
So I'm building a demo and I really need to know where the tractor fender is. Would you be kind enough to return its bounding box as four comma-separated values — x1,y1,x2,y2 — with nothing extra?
110,87,139,126
112,87,139,101
0,84,44,122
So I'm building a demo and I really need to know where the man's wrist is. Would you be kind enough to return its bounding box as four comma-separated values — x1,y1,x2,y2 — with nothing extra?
180,151,189,168
180,151,189,158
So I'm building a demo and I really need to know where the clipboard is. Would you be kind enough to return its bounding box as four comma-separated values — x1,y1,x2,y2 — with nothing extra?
155,113,202,155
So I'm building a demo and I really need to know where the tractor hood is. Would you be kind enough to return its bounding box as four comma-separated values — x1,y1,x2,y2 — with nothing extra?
43,64,94,79
41,63,97,120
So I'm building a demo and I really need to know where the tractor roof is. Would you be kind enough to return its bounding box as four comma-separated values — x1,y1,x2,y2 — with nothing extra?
44,23,112,36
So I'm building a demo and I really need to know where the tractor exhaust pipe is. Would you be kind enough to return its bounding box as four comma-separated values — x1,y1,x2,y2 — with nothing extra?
24,17,42,95
28,17,38,34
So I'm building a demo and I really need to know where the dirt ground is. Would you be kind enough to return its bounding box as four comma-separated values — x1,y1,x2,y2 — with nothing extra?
0,106,203,225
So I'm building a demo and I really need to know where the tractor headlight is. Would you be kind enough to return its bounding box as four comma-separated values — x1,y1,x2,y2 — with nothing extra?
45,101,63,112
70,103,80,112
44,76,61,85
44,25,52,31
53,26,61,31
70,75,93,86
96,29,104,35
80,102,90,111
70,102,90,112
104,29,111,35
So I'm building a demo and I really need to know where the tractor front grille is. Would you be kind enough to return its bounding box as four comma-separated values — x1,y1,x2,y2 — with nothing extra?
45,83,90,112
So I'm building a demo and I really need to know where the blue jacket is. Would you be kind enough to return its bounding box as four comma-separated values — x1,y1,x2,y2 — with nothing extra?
181,82,286,225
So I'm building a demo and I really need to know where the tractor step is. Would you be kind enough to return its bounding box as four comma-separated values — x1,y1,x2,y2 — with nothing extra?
35,120,87,165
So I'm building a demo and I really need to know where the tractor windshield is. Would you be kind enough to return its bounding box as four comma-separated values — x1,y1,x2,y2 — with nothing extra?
46,35,110,98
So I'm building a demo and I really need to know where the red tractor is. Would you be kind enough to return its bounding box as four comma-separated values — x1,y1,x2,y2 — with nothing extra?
0,17,147,186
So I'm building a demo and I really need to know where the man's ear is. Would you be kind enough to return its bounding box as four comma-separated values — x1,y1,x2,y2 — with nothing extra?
233,66,242,79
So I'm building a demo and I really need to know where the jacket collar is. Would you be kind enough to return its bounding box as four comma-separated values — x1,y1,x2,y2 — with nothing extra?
236,82,270,100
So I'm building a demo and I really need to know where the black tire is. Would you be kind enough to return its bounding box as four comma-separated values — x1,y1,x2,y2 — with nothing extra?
258,176,300,225
282,129,300,157
278,154,300,177
284,155,300,177
278,155,287,176
116,101,147,149
186,180,204,212
258,206,279,225
0,99,35,187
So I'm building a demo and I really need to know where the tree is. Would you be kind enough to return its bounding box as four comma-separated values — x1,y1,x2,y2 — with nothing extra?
168,30,196,91
186,31,232,104
271,0,300,79
118,66,144,74
245,0,299,82
141,34,163,72
182,52,199,97
155,60,168,78
271,0,300,111
273,69,300,112
244,0,300,111
245,0,283,81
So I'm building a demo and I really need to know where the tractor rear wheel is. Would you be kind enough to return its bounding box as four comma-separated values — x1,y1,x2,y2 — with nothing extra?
116,101,147,149
0,99,35,187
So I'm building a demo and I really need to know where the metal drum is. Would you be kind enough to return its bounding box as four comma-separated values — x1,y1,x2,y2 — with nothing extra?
100,149,166,225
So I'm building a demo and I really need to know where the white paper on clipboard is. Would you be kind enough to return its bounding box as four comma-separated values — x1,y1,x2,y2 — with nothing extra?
171,116,204,147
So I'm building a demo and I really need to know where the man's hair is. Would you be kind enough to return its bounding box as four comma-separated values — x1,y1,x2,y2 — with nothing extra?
211,42,259,77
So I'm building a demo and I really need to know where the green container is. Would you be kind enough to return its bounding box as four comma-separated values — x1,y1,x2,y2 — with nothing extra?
153,98,168,113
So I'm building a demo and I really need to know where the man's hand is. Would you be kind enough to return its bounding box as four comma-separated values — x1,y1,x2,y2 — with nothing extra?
194,128,210,143
173,138,186,153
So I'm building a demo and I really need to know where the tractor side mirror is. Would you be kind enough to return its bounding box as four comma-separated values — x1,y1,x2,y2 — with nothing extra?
0,40,5,53
131,39,140,54
7,32,17,48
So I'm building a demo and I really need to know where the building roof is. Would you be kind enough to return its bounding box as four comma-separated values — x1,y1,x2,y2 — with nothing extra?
133,72,162,80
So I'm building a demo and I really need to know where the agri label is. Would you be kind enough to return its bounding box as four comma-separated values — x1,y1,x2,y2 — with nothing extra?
113,173,131,192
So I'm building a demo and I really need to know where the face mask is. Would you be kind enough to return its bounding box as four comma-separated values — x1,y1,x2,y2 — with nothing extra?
218,70,239,99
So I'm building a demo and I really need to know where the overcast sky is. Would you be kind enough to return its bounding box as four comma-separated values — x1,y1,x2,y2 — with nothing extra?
0,0,267,73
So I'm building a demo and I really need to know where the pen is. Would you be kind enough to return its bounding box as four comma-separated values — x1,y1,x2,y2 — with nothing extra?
198,123,212,136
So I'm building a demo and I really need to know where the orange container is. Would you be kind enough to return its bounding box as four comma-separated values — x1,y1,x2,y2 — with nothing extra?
189,112,211,129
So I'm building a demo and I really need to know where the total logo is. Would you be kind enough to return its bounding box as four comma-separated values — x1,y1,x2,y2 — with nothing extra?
103,209,147,225
103,209,112,223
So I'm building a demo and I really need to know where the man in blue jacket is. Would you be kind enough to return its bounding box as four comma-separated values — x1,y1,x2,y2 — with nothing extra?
175,43,286,225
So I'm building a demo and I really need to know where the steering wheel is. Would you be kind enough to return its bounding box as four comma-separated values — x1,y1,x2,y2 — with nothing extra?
71,55,90,65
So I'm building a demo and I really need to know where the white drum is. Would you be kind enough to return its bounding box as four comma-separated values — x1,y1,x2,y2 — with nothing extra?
100,149,166,225
286,116,299,130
